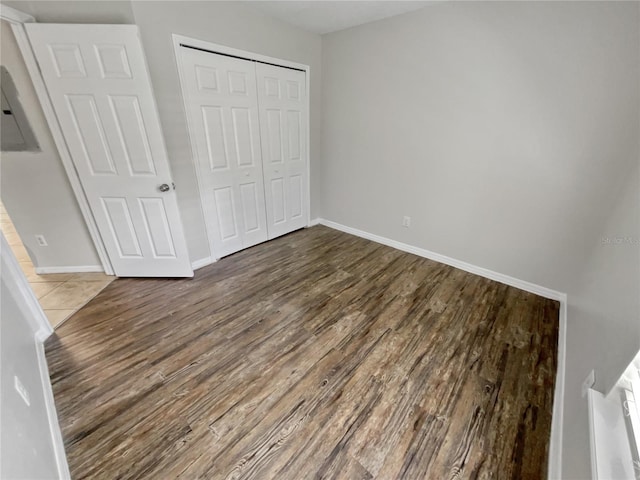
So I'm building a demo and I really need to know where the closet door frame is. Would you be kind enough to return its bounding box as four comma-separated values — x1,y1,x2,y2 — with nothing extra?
173,34,311,261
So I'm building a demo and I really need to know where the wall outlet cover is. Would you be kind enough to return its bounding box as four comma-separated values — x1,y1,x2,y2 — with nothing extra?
35,234,48,247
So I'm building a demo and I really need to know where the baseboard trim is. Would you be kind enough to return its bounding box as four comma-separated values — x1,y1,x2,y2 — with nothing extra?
548,298,567,479
318,219,565,301
315,218,567,476
191,256,216,270
307,218,321,227
35,337,71,479
34,265,104,274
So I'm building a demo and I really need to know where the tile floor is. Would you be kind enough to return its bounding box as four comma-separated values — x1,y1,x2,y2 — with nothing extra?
1,202,114,329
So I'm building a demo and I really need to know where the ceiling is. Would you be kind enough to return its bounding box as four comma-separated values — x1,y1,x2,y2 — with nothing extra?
245,1,432,35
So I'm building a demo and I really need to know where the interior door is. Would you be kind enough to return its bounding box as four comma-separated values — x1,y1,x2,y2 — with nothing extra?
25,24,193,277
255,63,308,239
178,47,268,258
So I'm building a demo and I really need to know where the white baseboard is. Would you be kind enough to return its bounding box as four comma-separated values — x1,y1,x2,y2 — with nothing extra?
34,265,104,274
35,337,71,479
317,219,565,301
307,218,321,227
191,256,216,270
548,298,567,479
316,218,567,477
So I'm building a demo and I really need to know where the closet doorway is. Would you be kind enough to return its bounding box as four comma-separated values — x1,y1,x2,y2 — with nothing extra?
175,36,310,259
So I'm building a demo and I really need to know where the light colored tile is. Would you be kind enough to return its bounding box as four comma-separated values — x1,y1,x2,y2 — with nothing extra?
0,223,16,236
11,244,31,263
30,282,64,300
4,230,24,247
39,280,111,310
44,309,76,329
21,262,72,283
66,272,113,282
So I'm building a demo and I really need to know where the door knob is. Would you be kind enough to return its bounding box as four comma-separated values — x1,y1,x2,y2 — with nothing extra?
158,183,170,192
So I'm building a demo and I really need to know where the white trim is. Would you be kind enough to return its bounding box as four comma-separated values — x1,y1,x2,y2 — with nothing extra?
588,389,598,480
548,298,567,479
0,4,35,23
1,232,69,478
1,234,53,341
307,218,321,227
191,256,216,270
315,218,568,477
34,265,105,275
8,21,114,276
305,66,311,228
35,340,71,480
317,218,566,301
172,34,312,259
588,387,636,479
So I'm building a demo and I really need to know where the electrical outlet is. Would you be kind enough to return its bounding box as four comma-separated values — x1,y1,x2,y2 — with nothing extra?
582,369,595,398
402,216,411,228
14,376,30,406
35,234,48,247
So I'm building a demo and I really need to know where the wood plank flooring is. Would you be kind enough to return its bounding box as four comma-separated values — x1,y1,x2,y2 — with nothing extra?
45,225,559,479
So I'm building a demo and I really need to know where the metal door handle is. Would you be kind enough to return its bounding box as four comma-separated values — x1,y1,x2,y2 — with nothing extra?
159,183,170,193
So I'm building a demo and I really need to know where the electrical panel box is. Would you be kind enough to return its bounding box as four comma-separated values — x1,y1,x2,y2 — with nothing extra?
1,66,39,152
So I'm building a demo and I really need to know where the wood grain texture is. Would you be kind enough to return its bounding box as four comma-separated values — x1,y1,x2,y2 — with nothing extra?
45,225,559,479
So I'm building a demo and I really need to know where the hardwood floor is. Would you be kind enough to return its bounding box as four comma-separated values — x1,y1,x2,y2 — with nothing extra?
45,226,559,479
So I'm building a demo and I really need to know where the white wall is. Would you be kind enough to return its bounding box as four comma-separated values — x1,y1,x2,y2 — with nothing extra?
0,235,65,478
130,1,322,262
321,2,639,478
0,18,101,270
562,162,640,479
321,1,638,293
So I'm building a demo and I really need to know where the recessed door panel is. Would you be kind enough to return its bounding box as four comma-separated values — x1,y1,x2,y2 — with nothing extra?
101,197,142,258
139,198,176,258
95,44,132,79
66,94,117,175
49,44,86,78
264,77,280,98
228,71,248,95
202,106,228,171
271,178,286,224
290,174,303,219
266,110,282,163
231,107,254,167
214,187,239,241
109,95,156,175
287,110,301,161
240,182,260,233
28,24,193,277
196,65,219,93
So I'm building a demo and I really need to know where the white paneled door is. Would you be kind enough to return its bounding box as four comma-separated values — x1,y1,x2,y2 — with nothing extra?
178,44,308,258
26,25,192,277
178,47,268,258
256,63,308,239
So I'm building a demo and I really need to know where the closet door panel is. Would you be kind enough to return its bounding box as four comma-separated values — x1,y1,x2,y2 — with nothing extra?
256,64,308,239
180,48,268,257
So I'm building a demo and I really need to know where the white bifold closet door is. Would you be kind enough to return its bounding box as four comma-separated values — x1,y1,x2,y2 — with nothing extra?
26,24,193,277
179,46,308,259
179,48,268,258
255,64,308,239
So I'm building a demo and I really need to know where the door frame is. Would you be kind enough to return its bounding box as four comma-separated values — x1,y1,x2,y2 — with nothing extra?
172,34,312,261
0,4,115,275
